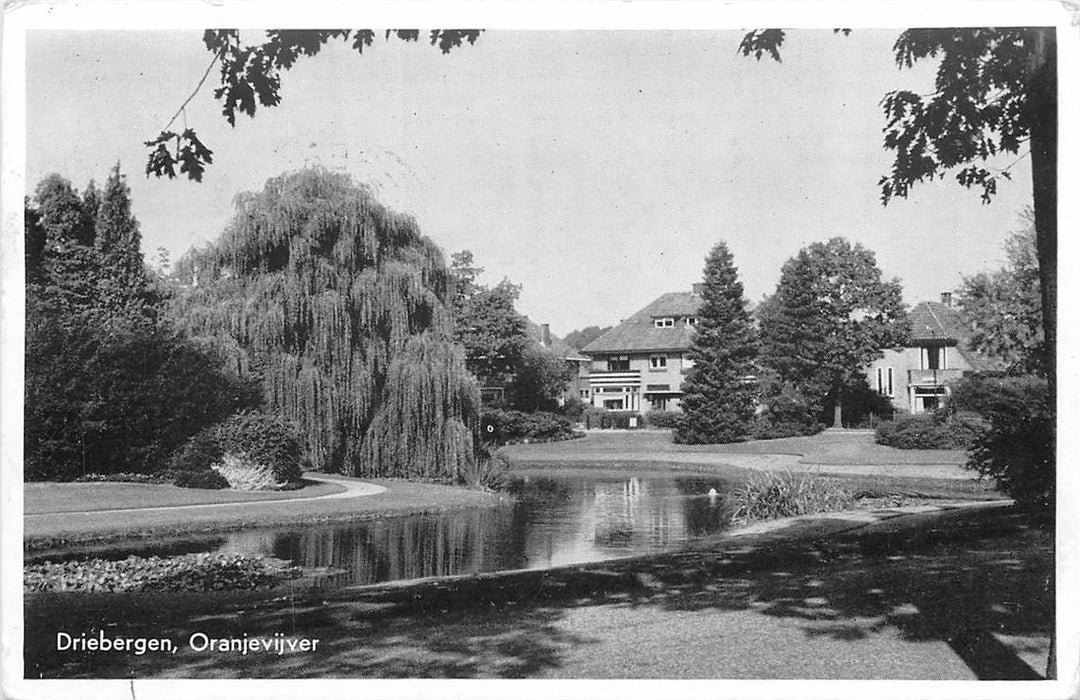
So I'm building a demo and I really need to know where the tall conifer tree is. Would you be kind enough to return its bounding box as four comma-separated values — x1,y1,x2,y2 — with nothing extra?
95,164,157,321
674,241,758,444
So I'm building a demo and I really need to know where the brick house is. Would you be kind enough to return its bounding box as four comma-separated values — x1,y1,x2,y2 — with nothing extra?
866,293,1001,414
580,288,705,413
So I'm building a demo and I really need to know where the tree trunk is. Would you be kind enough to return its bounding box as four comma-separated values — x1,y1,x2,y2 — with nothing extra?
1024,26,1056,681
833,379,843,428
1026,28,1057,396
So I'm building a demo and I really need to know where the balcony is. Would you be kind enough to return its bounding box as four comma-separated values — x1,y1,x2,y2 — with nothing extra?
908,368,963,386
588,370,642,387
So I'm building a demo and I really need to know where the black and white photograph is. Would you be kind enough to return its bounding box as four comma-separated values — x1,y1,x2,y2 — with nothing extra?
1,2,1077,698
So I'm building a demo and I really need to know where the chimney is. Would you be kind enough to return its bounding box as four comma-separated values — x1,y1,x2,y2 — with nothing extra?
940,291,953,307
540,323,551,348
692,283,705,295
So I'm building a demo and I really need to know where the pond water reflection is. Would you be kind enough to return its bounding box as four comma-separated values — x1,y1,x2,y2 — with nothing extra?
35,470,740,588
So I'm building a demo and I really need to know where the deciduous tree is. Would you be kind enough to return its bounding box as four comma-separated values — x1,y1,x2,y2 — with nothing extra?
957,210,1043,374
563,325,612,352
739,27,1056,393
448,250,530,391
24,172,251,480
146,29,482,182
758,237,908,428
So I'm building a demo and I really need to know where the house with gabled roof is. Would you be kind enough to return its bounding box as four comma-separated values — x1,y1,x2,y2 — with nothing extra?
867,292,1002,414
581,287,705,413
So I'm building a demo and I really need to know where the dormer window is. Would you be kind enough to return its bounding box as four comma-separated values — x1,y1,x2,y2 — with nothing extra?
653,317,675,328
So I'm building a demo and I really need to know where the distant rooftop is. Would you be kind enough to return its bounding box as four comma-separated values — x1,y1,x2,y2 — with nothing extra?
524,319,589,361
582,291,704,354
908,300,1002,372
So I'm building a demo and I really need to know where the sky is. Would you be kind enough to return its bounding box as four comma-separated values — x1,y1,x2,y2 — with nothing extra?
25,27,1036,337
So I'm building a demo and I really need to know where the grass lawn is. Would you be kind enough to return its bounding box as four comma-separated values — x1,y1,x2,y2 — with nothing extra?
504,429,1001,503
23,477,345,515
24,477,506,552
506,429,967,466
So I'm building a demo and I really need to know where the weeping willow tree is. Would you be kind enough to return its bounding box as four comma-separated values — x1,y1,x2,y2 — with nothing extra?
172,168,480,479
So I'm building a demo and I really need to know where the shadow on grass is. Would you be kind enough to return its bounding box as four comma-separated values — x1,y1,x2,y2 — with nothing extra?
25,506,1052,680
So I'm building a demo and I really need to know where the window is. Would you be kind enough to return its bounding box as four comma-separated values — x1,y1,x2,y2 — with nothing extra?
876,367,895,396
685,317,699,327
649,355,667,369
580,389,590,399
653,317,675,328
925,347,942,370
607,357,630,371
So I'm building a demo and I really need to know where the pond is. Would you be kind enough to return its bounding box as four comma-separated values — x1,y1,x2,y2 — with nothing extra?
28,469,741,589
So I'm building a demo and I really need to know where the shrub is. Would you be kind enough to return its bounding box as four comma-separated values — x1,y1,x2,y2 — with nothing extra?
171,411,306,484
213,453,285,491
583,408,641,430
169,427,223,472
644,409,681,429
967,409,1054,508
559,396,587,421
947,374,1049,425
480,409,577,445
730,470,855,523
24,553,301,593
875,411,989,450
173,469,230,490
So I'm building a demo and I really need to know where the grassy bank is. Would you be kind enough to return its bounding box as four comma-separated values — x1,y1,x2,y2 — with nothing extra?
25,476,508,553
24,477,345,515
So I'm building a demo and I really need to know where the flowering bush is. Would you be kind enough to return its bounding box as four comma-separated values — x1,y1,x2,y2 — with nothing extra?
171,411,305,484
212,453,285,491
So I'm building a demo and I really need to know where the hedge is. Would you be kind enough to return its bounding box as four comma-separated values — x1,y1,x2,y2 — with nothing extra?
874,411,989,450
480,409,578,445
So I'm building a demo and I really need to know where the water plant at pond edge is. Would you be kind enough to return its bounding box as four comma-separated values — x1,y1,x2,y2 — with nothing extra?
25,553,302,593
730,470,855,524
459,449,511,491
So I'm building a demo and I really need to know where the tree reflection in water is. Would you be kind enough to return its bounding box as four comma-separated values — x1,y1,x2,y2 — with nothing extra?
77,472,741,588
